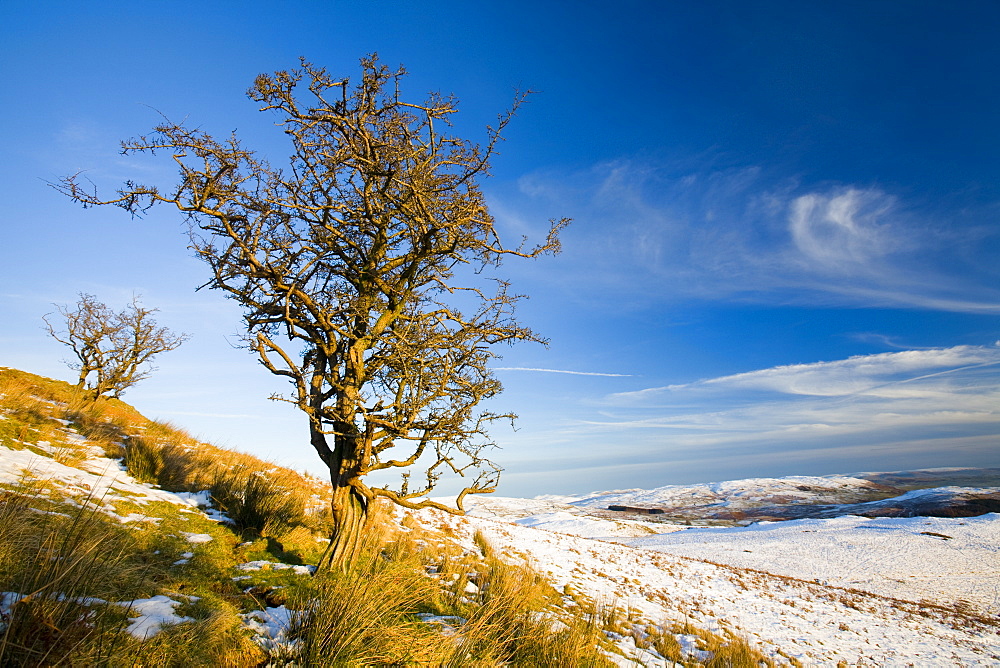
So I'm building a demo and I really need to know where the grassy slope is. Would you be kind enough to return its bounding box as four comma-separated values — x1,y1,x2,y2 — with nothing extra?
0,367,769,667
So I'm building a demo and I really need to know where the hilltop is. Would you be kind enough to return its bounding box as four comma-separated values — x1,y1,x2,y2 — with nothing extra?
1,366,998,665
0,367,761,665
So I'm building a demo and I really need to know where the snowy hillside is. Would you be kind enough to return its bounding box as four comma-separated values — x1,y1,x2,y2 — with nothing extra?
553,474,895,511
475,471,1000,524
450,474,1000,664
420,507,1000,666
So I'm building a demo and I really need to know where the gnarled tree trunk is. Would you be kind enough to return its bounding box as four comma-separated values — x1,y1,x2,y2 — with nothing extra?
320,476,370,571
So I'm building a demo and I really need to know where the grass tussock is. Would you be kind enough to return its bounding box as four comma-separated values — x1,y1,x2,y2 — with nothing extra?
207,464,308,538
282,501,449,665
281,516,615,667
701,631,774,668
447,532,614,667
0,489,145,666
118,421,324,544
290,556,445,665
630,618,774,667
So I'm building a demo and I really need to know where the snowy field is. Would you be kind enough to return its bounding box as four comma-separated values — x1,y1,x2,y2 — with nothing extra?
471,498,1000,614
451,492,1000,665
623,512,1000,614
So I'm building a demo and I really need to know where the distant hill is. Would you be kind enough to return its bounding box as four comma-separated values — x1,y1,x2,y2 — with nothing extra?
858,467,1000,489
509,470,1000,526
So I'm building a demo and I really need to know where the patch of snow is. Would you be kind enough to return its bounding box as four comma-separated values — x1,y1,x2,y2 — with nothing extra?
2,591,109,617
173,551,195,566
117,595,198,639
416,612,466,636
182,532,213,544
173,490,212,508
173,490,231,523
242,605,295,650
237,560,316,575
61,429,88,445
461,495,580,519
0,592,26,616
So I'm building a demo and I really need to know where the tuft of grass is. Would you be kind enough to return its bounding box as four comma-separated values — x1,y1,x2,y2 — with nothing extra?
448,532,615,667
659,624,773,668
117,422,201,489
701,628,774,667
289,556,445,665
207,465,307,538
0,378,53,450
279,507,445,665
121,433,167,484
635,622,683,663
0,487,147,666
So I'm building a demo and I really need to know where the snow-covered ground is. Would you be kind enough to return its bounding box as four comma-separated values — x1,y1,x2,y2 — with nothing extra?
622,511,1000,615
443,488,1000,665
0,440,220,521
416,508,1000,666
465,497,673,538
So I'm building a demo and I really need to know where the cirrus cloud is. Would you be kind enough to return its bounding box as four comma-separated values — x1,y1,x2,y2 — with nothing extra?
612,344,1000,401
586,344,1000,462
491,160,1000,313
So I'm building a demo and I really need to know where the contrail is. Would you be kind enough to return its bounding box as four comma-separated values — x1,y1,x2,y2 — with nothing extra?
492,367,634,377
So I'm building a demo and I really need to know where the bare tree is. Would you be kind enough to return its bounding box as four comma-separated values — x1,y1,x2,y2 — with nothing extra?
56,55,568,569
44,293,188,402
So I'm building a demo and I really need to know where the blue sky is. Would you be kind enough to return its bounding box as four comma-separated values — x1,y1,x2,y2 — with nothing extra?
2,1,998,496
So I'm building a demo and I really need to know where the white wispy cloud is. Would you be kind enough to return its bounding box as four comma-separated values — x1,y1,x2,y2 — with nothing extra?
492,160,1000,313
585,345,1000,457
788,187,901,274
611,345,1000,401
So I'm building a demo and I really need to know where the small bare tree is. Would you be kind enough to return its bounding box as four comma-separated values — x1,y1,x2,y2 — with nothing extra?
44,293,188,401
56,55,567,569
